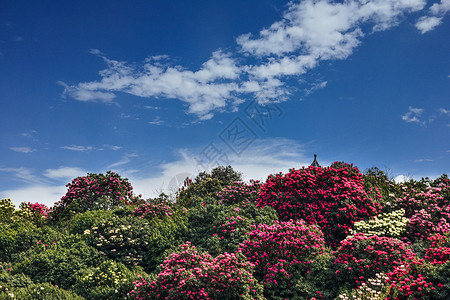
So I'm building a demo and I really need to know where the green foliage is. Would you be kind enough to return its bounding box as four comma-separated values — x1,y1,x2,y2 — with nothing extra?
176,165,243,208
0,222,60,263
0,282,83,300
351,209,409,238
69,209,113,235
73,260,140,300
12,237,103,290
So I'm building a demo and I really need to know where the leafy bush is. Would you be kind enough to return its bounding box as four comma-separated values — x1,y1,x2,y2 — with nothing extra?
351,209,409,238
257,162,382,247
238,220,328,299
337,273,390,300
130,242,264,300
132,202,172,220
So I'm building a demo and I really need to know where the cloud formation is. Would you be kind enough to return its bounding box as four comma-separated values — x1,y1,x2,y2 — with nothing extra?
10,147,35,153
416,0,450,33
61,0,428,119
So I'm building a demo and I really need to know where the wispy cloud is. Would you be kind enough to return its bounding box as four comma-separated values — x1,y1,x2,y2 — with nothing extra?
416,0,450,33
107,153,138,169
148,116,164,125
10,146,35,153
60,0,427,120
61,145,94,152
439,108,450,115
401,106,425,124
413,158,433,163
0,167,43,185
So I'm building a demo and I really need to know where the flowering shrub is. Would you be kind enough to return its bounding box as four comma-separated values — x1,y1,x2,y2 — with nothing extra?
129,242,264,300
257,162,382,247
73,260,139,299
185,201,277,256
238,220,327,299
83,215,151,267
395,183,450,242
334,233,415,288
216,180,262,205
338,273,390,300
424,234,450,265
351,209,409,238
132,202,172,220
51,171,141,220
386,259,438,299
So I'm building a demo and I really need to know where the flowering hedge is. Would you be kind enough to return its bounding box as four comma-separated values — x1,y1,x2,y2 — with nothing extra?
257,162,382,247
129,242,264,300
238,220,327,299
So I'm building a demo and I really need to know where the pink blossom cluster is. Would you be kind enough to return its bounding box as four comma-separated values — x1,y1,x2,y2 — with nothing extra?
26,202,50,218
334,233,415,287
386,259,437,299
257,163,382,247
133,202,172,219
396,183,450,241
238,220,326,294
129,242,263,300
216,180,262,205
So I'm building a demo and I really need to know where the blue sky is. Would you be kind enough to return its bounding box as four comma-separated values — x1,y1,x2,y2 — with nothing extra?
1,0,449,207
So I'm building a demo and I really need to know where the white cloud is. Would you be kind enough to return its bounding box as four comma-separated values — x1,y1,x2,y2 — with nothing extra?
304,81,328,96
416,0,450,33
43,166,87,180
413,158,433,163
401,106,424,123
61,145,94,152
10,147,35,153
416,16,443,33
61,0,427,119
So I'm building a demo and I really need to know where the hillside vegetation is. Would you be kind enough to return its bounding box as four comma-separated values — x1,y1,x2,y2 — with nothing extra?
1,164,450,299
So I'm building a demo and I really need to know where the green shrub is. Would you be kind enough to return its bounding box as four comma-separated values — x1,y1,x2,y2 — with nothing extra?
12,237,102,290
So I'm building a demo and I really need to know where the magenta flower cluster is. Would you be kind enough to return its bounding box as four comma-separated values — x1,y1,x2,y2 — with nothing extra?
53,171,138,217
133,202,172,220
25,202,50,218
130,242,264,299
257,163,382,247
216,180,262,205
238,219,326,295
334,233,415,287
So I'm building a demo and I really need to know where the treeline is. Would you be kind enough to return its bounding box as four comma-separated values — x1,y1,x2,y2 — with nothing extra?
0,164,449,299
